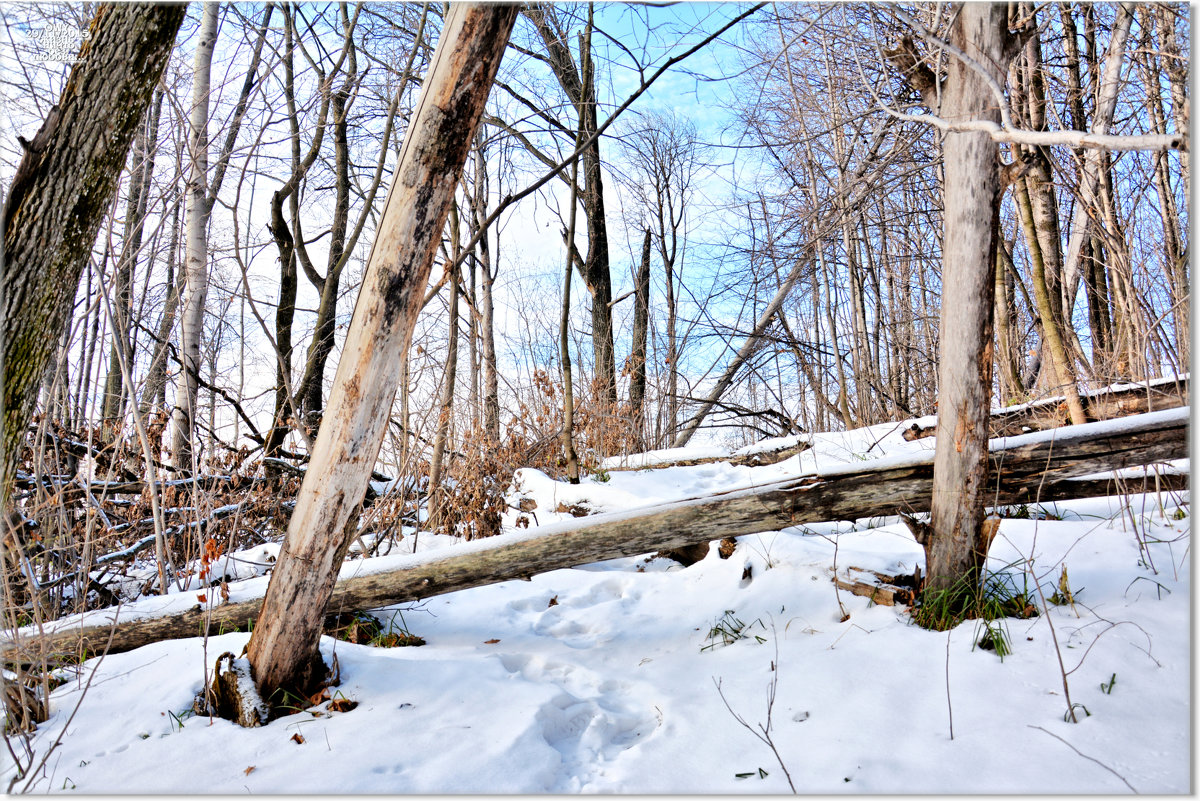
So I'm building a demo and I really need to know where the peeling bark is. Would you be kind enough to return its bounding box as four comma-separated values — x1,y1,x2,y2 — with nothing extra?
242,4,519,707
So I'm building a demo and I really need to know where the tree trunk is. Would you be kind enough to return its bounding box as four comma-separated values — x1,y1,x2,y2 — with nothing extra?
139,169,183,422
923,4,1010,595
629,229,652,447
428,208,462,499
2,2,185,505
243,3,518,710
1014,179,1087,424
1060,4,1134,320
298,5,359,419
171,1,272,466
170,2,219,473
560,80,585,485
262,5,336,458
474,135,501,445
101,90,160,428
993,242,1024,403
524,5,616,407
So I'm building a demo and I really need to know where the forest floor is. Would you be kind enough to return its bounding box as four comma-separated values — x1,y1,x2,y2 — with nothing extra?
3,416,1190,794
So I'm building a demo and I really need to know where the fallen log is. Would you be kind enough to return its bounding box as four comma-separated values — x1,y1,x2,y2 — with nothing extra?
902,376,1188,441
606,440,813,471
833,567,917,607
4,408,1188,667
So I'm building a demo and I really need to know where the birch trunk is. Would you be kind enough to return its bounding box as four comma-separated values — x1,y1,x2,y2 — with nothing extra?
170,2,219,472
243,4,518,708
1060,5,1134,320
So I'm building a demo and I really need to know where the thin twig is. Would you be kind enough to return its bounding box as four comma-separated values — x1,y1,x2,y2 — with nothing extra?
1027,725,1137,793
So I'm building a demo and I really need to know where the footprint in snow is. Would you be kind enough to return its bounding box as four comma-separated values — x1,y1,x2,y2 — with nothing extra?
497,653,660,790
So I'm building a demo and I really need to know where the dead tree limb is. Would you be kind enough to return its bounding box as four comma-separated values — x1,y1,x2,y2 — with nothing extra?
902,376,1189,441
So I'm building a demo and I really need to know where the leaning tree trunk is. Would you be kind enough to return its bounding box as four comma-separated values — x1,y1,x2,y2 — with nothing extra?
673,255,808,448
2,3,186,507
922,4,1012,595
242,3,519,712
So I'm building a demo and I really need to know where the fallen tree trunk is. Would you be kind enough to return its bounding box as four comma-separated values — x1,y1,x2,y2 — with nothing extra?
903,376,1188,441
4,408,1187,667
606,440,813,472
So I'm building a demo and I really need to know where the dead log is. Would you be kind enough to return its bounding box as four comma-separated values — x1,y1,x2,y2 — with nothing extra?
3,408,1187,667
833,567,917,607
608,440,813,471
902,376,1188,441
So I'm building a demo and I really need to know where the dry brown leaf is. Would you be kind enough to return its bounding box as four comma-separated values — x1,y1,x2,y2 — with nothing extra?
328,698,358,713
290,733,305,745
244,766,256,776
483,638,500,645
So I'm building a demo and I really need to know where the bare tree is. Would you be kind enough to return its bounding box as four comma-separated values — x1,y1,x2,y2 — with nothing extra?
171,2,272,471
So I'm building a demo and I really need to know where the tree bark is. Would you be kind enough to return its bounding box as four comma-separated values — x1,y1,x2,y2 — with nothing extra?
2,3,186,506
923,4,1010,594
9,406,1187,668
171,3,219,473
243,3,518,708
629,229,652,446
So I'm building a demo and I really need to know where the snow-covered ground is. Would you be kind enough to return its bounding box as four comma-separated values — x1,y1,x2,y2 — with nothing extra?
3,418,1190,793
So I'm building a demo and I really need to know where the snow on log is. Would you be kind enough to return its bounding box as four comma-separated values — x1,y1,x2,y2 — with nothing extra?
902,375,1188,440
3,408,1187,667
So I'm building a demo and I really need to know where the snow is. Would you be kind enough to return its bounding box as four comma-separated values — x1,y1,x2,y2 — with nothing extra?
3,417,1190,794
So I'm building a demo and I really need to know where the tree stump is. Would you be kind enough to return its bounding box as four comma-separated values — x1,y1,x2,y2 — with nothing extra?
203,652,271,727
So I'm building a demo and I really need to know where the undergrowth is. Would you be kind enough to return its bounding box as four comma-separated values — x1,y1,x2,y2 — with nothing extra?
910,561,1038,640
702,609,767,651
